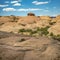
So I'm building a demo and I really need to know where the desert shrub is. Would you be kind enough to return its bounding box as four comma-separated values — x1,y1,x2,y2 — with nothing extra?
19,23,26,26
52,35,60,41
50,32,54,36
49,22,56,25
50,32,60,41
0,23,4,26
18,29,26,34
39,26,49,36
18,38,26,42
18,26,50,36
26,29,32,32
10,15,18,22
36,27,41,31
30,30,37,36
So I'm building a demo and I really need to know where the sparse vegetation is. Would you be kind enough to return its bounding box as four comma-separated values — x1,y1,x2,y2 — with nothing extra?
18,38,26,42
0,23,4,26
49,21,56,25
18,29,26,34
50,32,60,41
19,23,26,26
10,15,19,22
18,26,50,36
39,26,49,36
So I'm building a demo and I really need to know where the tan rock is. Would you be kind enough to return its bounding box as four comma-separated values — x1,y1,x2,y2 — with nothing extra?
40,16,51,20
27,12,35,16
17,16,40,24
48,23,60,35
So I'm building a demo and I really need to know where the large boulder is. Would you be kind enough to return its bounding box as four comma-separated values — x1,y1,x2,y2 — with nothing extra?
27,12,35,16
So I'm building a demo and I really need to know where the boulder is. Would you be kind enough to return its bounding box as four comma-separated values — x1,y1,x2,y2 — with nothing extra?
27,12,35,16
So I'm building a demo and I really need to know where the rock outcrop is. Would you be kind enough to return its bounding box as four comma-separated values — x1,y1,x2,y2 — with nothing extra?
48,23,60,35
0,32,60,60
40,16,51,20
27,12,35,16
17,16,40,24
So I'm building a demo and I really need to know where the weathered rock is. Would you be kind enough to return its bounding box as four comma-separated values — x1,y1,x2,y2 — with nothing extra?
0,32,60,60
40,16,51,20
27,12,35,16
48,23,60,35
17,16,40,24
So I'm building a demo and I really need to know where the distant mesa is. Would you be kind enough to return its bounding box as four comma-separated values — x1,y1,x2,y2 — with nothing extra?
27,12,35,16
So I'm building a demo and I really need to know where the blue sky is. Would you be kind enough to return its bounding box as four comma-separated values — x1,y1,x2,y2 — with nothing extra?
0,0,60,16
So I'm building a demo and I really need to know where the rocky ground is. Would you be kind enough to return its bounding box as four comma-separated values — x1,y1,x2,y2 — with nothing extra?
0,15,60,35
0,31,60,60
0,14,60,60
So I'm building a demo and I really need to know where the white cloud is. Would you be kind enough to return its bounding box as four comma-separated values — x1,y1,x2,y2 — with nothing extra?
32,1,49,5
0,4,8,7
13,3,21,6
18,8,42,12
2,8,42,12
3,8,16,11
11,1,22,6
11,1,18,4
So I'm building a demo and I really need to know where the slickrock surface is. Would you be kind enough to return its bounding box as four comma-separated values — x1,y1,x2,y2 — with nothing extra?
0,31,60,60
17,16,40,24
40,16,51,20
48,23,60,35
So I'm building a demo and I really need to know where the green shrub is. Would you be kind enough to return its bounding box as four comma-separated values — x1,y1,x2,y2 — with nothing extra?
30,30,37,35
50,32,54,36
18,29,26,34
53,35,60,41
39,26,49,36
18,26,50,36
50,32,60,41
49,22,56,25
26,29,32,32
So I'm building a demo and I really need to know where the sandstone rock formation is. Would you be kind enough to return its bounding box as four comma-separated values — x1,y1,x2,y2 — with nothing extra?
52,15,60,23
0,32,60,60
0,16,10,23
48,23,60,35
27,12,35,16
0,14,60,35
40,16,51,20
17,16,40,24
